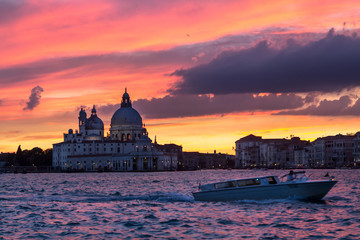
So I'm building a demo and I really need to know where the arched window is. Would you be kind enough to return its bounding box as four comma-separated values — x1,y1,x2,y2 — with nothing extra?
122,134,126,141
127,134,131,140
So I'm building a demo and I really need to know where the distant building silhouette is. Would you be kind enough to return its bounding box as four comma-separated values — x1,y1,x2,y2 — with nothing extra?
311,134,355,168
236,133,360,169
182,152,235,170
236,135,310,168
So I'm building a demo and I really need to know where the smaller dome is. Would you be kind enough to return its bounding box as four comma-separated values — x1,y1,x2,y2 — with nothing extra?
85,106,104,130
85,116,104,130
68,129,73,134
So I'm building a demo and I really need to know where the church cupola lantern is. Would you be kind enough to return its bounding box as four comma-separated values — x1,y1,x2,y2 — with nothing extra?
91,105,97,115
121,88,132,108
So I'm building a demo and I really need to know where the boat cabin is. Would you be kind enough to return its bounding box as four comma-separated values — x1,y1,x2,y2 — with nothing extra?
199,176,280,192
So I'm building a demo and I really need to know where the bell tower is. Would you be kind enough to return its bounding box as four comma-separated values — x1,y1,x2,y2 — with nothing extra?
78,107,87,134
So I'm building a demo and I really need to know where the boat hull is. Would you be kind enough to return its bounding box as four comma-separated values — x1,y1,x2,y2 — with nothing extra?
193,180,337,202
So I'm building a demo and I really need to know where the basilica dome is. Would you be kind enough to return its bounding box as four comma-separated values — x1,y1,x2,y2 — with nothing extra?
85,106,104,130
111,89,142,127
111,107,142,126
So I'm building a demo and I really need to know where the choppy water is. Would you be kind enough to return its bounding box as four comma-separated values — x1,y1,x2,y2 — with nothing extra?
0,169,359,239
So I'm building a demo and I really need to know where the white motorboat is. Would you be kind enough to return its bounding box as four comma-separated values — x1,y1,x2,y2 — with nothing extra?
192,171,337,201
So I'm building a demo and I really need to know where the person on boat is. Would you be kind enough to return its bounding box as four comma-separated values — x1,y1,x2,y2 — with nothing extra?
287,170,295,181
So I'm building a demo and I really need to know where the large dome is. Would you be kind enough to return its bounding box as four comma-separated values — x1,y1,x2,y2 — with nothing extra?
111,89,143,127
111,107,142,126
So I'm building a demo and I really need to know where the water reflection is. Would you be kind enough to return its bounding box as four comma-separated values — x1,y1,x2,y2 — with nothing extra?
0,169,359,239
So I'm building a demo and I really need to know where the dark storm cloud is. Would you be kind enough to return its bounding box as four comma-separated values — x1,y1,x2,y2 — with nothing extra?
23,86,44,111
132,93,304,119
0,28,322,86
170,29,360,95
96,104,120,116
276,95,360,116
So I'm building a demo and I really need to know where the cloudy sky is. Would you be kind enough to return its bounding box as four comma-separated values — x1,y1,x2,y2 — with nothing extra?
1,0,360,153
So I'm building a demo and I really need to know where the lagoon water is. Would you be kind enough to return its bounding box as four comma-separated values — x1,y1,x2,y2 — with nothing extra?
1,169,359,239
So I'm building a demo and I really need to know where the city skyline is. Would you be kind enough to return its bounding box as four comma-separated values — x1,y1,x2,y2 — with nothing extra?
1,0,360,154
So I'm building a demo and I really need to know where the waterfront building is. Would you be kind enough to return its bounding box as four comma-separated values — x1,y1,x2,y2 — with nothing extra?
53,89,178,171
259,138,289,168
235,135,310,168
286,137,312,168
0,152,15,169
236,133,358,169
293,146,312,168
353,132,360,168
311,134,355,168
152,140,182,170
235,134,262,168
182,152,235,170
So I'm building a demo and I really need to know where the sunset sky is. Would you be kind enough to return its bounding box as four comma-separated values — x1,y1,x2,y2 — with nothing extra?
1,0,360,154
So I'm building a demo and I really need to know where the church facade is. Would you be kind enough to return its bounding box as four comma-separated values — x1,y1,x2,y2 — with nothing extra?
52,90,178,171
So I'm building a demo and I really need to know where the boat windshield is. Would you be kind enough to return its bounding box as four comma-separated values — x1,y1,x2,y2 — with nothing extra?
237,178,261,187
280,171,309,182
266,176,277,184
215,181,236,189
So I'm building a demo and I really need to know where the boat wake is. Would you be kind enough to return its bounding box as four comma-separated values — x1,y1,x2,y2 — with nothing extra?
1,191,195,204
120,191,194,202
